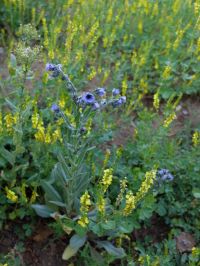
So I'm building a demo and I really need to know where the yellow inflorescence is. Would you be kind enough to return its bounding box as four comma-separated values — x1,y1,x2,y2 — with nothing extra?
163,112,177,128
153,91,160,111
101,168,113,192
78,191,91,227
97,195,106,214
192,131,200,147
123,170,156,216
103,149,111,168
5,187,18,203
162,65,171,79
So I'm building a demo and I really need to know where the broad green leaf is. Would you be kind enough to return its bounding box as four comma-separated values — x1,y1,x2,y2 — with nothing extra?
70,234,87,249
62,234,86,260
96,241,126,258
62,245,78,261
32,204,54,218
0,147,15,166
41,180,63,203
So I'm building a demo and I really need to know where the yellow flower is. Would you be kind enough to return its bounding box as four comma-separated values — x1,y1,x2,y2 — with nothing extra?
78,215,89,227
4,113,14,133
101,168,113,192
162,65,171,79
192,131,199,147
163,112,176,128
123,191,136,216
97,196,106,214
153,91,160,111
0,112,3,133
5,187,18,203
30,188,38,204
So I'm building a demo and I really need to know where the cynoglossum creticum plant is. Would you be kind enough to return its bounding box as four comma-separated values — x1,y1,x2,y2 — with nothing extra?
32,62,126,217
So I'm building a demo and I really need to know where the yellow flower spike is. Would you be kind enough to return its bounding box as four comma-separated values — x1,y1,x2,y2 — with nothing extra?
163,112,177,128
32,112,40,129
101,168,113,192
78,191,91,227
162,65,172,79
4,113,14,133
97,195,106,214
153,91,160,111
116,177,127,206
5,187,18,203
123,191,136,216
192,131,200,147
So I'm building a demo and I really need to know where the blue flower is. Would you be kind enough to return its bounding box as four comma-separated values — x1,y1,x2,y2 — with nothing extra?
112,88,120,96
157,169,174,181
112,96,126,107
95,88,106,97
92,102,100,110
51,104,60,113
45,63,56,71
81,92,96,105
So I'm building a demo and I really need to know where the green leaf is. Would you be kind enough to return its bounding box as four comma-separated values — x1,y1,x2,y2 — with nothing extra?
101,220,116,230
96,241,126,258
192,188,200,199
0,147,15,166
41,180,63,203
70,234,87,249
32,204,54,218
62,245,78,261
62,234,86,261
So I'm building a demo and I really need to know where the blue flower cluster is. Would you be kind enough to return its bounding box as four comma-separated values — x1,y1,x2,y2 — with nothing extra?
46,63,126,112
157,169,174,181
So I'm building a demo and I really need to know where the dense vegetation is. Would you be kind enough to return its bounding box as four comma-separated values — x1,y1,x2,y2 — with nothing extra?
0,0,200,265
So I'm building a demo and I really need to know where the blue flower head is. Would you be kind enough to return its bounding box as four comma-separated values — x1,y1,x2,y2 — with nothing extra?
45,63,56,71
92,102,100,110
157,169,174,181
112,88,120,96
81,92,96,105
112,96,126,107
51,103,60,113
95,88,106,97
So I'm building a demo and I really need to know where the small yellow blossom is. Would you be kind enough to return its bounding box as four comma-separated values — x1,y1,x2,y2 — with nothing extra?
97,195,106,214
153,91,160,111
5,187,18,202
116,177,127,206
78,191,91,227
192,131,200,147
101,168,113,192
4,113,14,133
78,215,89,227
30,188,38,204
163,112,177,128
123,191,136,216
162,65,171,79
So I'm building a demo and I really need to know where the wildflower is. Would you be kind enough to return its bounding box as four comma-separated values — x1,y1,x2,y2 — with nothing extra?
51,103,60,113
4,113,14,133
92,102,100,110
81,92,95,105
162,65,171,79
112,96,126,107
112,88,120,96
192,131,199,147
95,87,106,97
163,112,176,127
80,191,91,213
5,187,18,203
123,191,136,216
0,112,3,133
157,169,174,181
30,188,38,204
153,92,160,111
78,191,91,228
97,195,106,214
45,63,56,71
101,168,113,192
78,215,89,227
